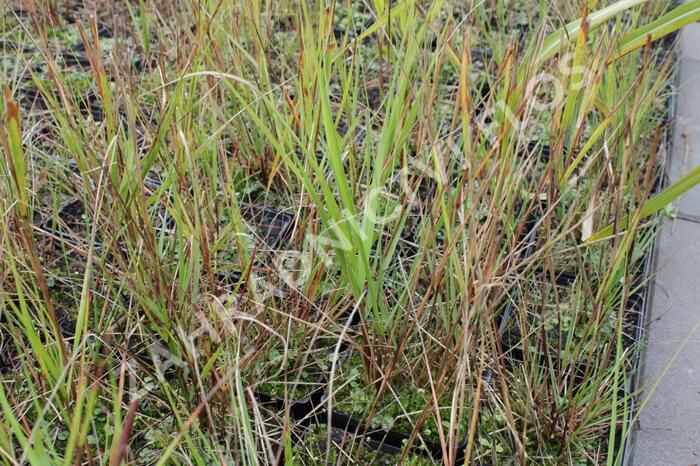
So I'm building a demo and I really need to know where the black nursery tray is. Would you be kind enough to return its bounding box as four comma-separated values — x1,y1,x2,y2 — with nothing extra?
495,30,678,463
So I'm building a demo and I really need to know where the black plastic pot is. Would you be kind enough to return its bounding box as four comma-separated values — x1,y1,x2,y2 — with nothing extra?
497,269,647,385
326,410,444,460
240,202,294,250
253,381,327,426
0,293,76,374
496,165,665,379
34,197,107,263
0,328,14,373
256,376,453,463
266,367,492,464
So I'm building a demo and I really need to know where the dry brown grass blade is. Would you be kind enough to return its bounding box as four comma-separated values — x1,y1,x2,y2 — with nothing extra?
109,397,140,466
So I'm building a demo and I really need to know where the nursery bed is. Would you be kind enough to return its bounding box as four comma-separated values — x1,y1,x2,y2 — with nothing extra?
0,1,691,465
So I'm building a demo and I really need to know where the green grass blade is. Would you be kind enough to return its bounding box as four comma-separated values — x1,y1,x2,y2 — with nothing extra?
537,0,649,63
587,162,700,242
611,0,700,62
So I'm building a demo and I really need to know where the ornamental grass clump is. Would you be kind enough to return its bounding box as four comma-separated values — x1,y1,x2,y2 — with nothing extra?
0,0,698,464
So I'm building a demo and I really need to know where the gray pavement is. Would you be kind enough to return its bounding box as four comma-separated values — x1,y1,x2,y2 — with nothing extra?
630,22,700,466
